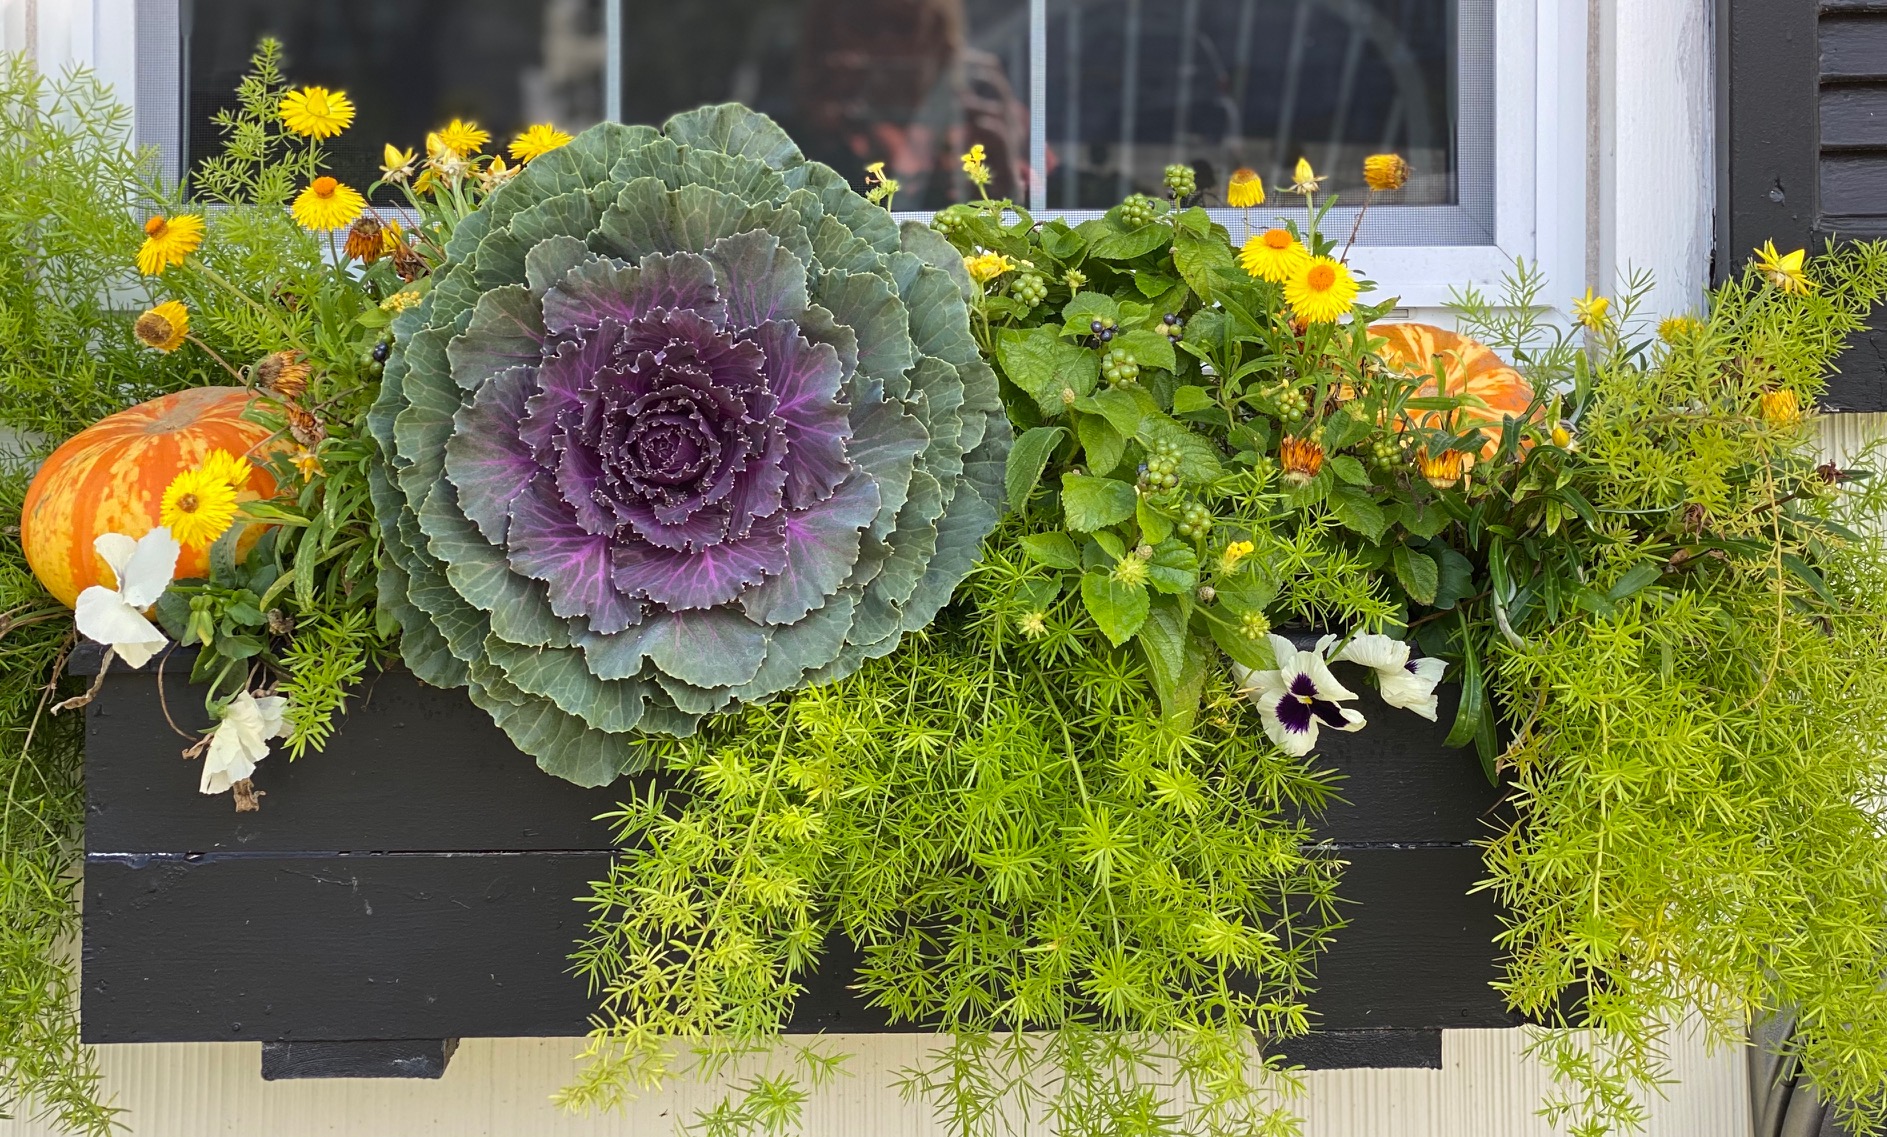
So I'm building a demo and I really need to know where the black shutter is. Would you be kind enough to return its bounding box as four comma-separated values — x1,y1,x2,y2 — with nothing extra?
1721,0,1887,410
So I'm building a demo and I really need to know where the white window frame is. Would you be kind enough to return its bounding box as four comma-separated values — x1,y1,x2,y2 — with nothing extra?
66,0,1587,311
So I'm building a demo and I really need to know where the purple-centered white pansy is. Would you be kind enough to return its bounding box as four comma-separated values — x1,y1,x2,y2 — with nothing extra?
1233,633,1367,757
1328,632,1448,721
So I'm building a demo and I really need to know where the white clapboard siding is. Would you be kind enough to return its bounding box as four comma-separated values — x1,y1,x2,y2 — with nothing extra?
0,1027,1747,1137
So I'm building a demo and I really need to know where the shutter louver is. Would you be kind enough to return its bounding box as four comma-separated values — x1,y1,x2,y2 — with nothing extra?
1723,0,1887,409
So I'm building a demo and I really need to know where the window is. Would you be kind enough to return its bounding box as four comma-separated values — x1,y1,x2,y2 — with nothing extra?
182,0,609,195
132,0,1583,305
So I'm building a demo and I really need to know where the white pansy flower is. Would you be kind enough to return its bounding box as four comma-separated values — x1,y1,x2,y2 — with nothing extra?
200,691,290,795
73,528,180,669
1232,634,1367,757
1330,632,1448,721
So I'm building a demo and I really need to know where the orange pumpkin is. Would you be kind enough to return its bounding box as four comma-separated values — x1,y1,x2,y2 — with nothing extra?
21,387,278,609
1371,323,1537,459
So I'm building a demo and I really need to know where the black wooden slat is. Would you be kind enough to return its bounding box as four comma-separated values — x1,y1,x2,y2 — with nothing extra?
84,652,624,855
1821,87,1887,149
1275,1029,1442,1070
261,1039,457,1080
1822,156,1887,225
1821,15,1887,81
80,845,1512,1044
1288,669,1504,845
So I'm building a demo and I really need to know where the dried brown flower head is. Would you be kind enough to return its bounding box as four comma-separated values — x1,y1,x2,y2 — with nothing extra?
343,214,387,263
252,351,312,400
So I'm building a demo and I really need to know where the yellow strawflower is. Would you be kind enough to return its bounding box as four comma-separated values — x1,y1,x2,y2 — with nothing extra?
434,119,490,157
380,143,418,183
1573,288,1610,330
291,447,324,481
291,176,366,230
279,86,354,139
1285,256,1359,323
1227,167,1265,208
1239,228,1309,283
509,123,572,162
1658,315,1702,343
964,251,1015,284
1419,448,1466,490
160,465,241,550
1760,388,1804,426
133,301,189,352
1285,157,1326,195
1362,153,1411,191
137,213,204,276
199,448,253,490
1754,241,1813,295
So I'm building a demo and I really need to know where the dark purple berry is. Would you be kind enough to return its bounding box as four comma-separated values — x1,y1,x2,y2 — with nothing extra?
371,341,391,363
1090,319,1105,334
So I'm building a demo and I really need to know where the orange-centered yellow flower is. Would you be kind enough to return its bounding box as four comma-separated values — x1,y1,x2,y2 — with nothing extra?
1227,167,1265,208
137,213,204,276
1285,256,1359,323
1362,153,1411,192
434,118,490,157
133,301,189,352
1754,241,1813,295
279,86,354,138
160,464,240,550
291,176,366,230
509,123,572,162
1240,228,1309,283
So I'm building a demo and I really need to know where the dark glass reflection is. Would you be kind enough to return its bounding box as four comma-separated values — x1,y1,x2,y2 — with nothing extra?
1046,0,1457,209
185,0,607,195
618,0,1031,207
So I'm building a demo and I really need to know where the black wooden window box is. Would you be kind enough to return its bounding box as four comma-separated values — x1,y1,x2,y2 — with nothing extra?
78,647,1519,1079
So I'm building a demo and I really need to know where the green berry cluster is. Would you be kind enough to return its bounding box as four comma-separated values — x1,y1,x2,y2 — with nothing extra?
1119,193,1160,227
1140,439,1183,492
1275,387,1309,423
361,329,393,376
1369,436,1404,470
931,209,967,237
1176,500,1214,539
1011,274,1049,308
1101,347,1140,386
1163,163,1198,200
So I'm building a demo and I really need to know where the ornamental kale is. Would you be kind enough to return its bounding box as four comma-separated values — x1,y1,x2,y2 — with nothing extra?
368,107,1009,784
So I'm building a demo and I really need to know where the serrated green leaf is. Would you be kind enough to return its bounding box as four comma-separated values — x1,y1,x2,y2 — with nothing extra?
1394,544,1440,605
996,325,1100,415
1137,497,1174,543
1173,385,1216,414
1077,413,1126,477
1076,386,1150,438
1006,426,1067,512
1328,454,1370,485
1082,571,1150,645
1020,531,1081,570
1114,328,1177,373
1145,540,1199,594
1328,484,1388,541
1062,473,1138,531
1137,595,1206,724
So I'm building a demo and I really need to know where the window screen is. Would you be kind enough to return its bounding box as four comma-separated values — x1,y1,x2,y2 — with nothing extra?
1045,0,1459,210
167,0,1490,243
183,0,609,194
614,0,1031,207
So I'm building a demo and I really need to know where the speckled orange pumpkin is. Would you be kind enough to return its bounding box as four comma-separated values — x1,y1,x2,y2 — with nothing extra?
1371,323,1537,458
21,387,277,608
